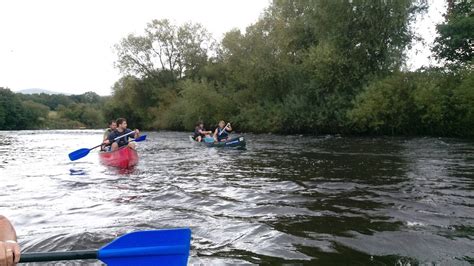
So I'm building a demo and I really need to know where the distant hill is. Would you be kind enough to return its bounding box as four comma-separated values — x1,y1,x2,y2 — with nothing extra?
17,88,71,95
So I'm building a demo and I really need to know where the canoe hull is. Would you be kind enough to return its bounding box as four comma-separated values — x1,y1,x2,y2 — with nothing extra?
99,146,139,168
189,136,246,149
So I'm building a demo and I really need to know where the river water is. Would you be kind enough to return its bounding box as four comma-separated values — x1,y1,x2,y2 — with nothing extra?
0,130,473,265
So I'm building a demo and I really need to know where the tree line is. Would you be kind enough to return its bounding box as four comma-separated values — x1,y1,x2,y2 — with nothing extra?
107,0,473,137
0,89,107,130
1,0,472,137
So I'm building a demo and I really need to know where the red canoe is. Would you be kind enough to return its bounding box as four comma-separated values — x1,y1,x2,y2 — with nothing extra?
99,146,139,168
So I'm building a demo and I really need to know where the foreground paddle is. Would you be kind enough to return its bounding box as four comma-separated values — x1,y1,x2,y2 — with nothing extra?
20,228,191,266
68,132,146,161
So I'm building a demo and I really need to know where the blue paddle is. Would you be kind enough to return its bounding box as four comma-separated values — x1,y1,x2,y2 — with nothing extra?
19,228,191,265
68,132,145,161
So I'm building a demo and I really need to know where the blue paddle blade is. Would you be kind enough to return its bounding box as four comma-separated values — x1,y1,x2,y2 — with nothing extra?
134,134,147,142
68,148,91,161
98,228,191,266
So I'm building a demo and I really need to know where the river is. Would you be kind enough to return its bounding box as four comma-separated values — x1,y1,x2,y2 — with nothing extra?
0,130,473,265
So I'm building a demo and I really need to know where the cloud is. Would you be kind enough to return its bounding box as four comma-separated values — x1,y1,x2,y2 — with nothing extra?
0,0,270,95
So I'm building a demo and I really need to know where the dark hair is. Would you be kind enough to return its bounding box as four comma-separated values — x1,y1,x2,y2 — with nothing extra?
196,121,203,126
109,120,117,125
116,118,127,126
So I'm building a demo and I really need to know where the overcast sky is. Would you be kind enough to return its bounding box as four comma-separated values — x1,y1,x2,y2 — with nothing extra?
0,0,445,96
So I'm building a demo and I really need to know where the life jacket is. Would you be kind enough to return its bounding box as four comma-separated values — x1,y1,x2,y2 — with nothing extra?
109,129,133,147
217,127,229,141
194,126,205,138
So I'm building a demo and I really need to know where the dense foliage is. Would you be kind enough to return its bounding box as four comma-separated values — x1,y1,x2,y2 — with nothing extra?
0,88,107,129
2,1,473,137
433,0,473,66
106,0,472,137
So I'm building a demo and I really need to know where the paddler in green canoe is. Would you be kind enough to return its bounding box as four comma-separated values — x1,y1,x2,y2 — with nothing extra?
193,121,212,142
103,118,140,151
213,120,232,142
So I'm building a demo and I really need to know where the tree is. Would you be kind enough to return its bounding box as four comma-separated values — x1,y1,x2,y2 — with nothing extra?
0,88,29,130
115,19,214,80
71,91,102,104
433,0,473,65
348,72,418,135
22,100,50,128
156,80,237,130
103,76,149,129
216,0,425,133
108,0,474,137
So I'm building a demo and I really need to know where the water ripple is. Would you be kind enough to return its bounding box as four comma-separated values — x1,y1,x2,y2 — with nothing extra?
0,131,473,264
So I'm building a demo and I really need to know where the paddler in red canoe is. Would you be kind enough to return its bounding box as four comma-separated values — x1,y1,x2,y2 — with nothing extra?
101,120,118,151
103,118,140,151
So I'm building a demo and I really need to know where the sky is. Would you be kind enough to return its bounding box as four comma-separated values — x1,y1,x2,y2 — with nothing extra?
0,0,446,96
406,0,447,70
0,0,270,95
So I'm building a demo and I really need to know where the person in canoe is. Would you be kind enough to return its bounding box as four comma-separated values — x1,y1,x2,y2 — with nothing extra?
103,120,117,142
0,215,21,265
101,120,117,151
193,121,212,142
104,118,140,151
213,120,232,142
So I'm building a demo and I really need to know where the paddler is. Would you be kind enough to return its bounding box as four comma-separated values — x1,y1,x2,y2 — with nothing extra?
103,118,140,151
103,120,117,142
0,215,21,265
213,120,232,142
193,121,212,142
101,120,117,151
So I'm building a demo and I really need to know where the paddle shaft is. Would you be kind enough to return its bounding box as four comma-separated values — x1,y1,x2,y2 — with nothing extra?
20,250,97,262
18,228,190,265
96,130,136,148
101,130,137,148
108,130,137,144
218,123,231,136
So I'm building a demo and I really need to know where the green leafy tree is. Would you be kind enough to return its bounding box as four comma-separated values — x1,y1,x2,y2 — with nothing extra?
0,88,28,130
348,72,418,135
22,100,50,128
433,0,473,65
106,0,474,137
18,93,74,110
451,69,474,135
158,80,236,130
216,0,425,133
103,76,149,129
115,19,214,80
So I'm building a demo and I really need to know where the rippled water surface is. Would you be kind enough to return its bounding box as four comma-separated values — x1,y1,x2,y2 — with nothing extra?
0,130,473,265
